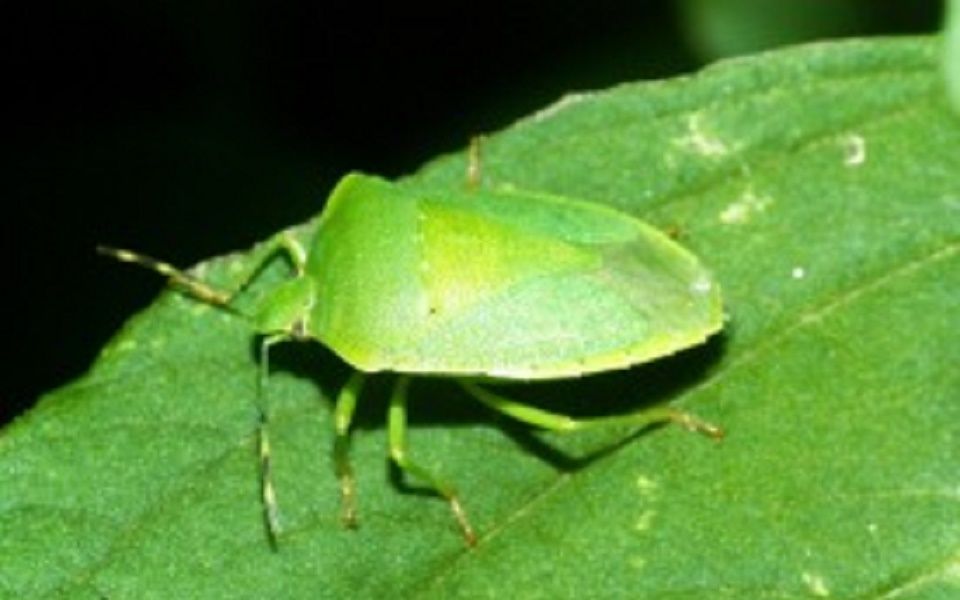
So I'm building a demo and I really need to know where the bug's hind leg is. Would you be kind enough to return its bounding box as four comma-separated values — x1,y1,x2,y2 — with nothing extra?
388,377,477,546
458,381,723,439
333,372,366,528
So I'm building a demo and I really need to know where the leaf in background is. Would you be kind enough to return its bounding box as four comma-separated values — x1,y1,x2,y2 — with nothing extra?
2,37,958,598
678,0,863,60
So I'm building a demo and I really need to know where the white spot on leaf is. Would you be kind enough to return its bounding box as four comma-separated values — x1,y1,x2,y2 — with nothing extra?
227,259,245,274
677,113,730,157
791,266,806,280
720,190,773,225
802,572,830,597
842,134,867,167
635,475,659,496
634,510,656,532
691,277,713,295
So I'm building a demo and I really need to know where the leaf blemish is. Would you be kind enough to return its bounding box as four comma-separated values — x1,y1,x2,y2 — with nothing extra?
117,339,138,353
677,113,730,157
791,266,806,280
691,277,713,295
635,474,659,497
634,510,656,532
719,189,773,225
227,260,244,274
842,133,867,167
801,572,830,597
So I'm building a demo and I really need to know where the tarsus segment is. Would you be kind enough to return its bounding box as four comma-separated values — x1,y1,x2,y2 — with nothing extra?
389,377,477,545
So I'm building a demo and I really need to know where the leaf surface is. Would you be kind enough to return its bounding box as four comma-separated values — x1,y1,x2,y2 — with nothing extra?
2,37,958,599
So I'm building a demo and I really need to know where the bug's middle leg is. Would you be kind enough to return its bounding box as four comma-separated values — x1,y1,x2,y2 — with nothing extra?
388,377,477,546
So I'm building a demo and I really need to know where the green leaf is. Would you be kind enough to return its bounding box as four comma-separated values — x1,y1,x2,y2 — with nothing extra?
3,37,958,598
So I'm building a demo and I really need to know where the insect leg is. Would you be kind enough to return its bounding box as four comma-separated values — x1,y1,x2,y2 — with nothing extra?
214,230,309,300
459,381,723,440
388,376,477,546
333,371,366,528
258,333,290,548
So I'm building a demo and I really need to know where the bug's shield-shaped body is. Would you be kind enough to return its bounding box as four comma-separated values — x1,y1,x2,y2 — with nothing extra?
305,173,722,379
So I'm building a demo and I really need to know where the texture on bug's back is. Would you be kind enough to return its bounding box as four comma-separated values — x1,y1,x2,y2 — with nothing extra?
417,200,598,318
309,174,722,379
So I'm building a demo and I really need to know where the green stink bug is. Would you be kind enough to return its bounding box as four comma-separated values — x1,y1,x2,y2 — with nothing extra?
100,156,723,547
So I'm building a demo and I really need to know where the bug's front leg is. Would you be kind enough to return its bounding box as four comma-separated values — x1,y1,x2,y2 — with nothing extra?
388,377,477,546
220,231,308,300
257,333,290,549
332,372,366,528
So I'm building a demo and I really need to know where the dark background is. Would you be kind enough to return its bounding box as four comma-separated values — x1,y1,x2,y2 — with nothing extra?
3,1,939,425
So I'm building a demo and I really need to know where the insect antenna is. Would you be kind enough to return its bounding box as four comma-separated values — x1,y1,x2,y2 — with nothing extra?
97,245,233,307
